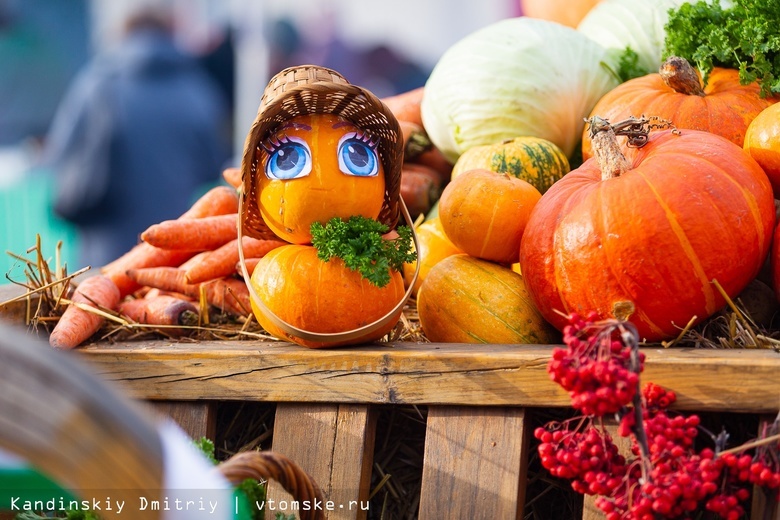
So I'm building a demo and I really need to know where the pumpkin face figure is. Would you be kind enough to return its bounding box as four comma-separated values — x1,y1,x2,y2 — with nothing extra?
256,113,386,244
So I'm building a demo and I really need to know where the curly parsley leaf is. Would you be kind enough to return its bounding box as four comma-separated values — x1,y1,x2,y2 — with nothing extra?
310,216,417,288
663,0,780,98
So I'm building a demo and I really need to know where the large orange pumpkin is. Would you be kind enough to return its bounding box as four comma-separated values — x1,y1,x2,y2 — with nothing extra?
256,113,386,244
250,244,405,348
520,117,775,342
581,57,778,159
438,169,541,264
744,103,780,197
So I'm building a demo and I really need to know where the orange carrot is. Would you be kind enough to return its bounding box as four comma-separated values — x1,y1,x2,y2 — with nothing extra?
398,120,432,162
222,167,242,189
141,214,238,251
49,275,121,349
382,87,424,127
119,295,199,333
415,145,454,181
102,186,240,297
185,237,286,284
126,267,250,316
178,250,212,272
181,185,239,218
236,257,263,277
400,163,444,220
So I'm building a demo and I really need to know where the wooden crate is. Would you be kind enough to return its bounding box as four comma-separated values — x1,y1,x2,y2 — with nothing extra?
2,286,780,519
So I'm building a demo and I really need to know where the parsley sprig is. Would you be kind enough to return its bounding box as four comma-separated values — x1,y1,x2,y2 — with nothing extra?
663,0,780,98
310,216,416,288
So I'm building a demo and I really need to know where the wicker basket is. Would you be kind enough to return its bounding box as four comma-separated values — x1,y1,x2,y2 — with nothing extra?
239,64,404,241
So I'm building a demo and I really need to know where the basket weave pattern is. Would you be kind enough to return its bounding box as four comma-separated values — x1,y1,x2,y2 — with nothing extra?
241,65,403,241
217,450,325,520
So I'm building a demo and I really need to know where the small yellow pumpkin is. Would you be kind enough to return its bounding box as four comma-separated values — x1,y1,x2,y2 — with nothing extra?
402,217,463,296
417,254,558,344
451,136,570,194
256,113,386,244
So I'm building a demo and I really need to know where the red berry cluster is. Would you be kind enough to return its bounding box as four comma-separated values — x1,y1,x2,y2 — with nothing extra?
535,423,628,496
548,312,644,416
538,312,780,519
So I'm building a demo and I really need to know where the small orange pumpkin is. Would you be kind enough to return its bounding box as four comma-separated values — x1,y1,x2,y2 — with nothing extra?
581,56,778,159
744,103,780,197
250,244,405,348
438,169,541,264
256,113,386,244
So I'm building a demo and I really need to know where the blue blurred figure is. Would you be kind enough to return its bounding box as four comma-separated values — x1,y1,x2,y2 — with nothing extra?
42,7,231,268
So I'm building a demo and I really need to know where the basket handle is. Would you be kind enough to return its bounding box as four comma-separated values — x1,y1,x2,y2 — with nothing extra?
216,451,325,520
237,189,420,345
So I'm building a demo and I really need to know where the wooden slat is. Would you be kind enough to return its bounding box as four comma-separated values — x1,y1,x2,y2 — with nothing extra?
267,403,375,519
418,406,529,519
149,401,216,441
59,340,780,413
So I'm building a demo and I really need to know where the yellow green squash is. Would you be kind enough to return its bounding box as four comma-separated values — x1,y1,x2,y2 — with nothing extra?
452,136,569,194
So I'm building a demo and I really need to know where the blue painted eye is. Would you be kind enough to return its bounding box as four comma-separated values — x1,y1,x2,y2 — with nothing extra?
338,136,379,177
265,137,311,180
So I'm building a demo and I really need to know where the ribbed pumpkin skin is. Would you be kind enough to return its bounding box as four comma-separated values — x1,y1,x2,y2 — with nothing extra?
250,244,404,348
402,217,463,296
520,129,775,342
581,68,777,159
439,169,542,264
452,137,570,194
744,103,780,197
418,254,558,344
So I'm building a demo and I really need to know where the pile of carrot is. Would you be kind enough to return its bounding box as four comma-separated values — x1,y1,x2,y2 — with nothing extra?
48,181,286,349
381,88,453,220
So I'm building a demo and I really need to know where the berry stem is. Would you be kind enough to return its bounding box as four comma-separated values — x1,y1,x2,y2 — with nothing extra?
717,432,780,457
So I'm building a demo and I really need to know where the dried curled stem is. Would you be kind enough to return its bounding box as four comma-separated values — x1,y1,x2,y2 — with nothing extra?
586,116,680,180
660,56,706,97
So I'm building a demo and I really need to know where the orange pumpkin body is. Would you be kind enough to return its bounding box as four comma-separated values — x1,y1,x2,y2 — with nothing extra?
520,0,602,27
744,103,780,197
402,217,463,296
581,65,777,159
438,169,541,264
256,114,386,244
520,129,775,342
249,244,404,348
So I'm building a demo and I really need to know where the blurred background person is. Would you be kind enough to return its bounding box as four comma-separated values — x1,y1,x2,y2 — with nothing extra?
42,5,231,268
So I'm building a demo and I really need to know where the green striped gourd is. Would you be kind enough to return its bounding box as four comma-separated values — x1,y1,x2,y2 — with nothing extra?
451,136,569,194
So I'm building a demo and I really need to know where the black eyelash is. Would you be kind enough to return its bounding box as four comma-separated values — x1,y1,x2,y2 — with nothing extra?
351,130,379,150
259,133,292,154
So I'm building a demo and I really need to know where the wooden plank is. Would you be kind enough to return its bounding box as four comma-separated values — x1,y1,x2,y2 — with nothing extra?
149,401,216,441
56,340,780,412
267,403,375,519
418,406,528,519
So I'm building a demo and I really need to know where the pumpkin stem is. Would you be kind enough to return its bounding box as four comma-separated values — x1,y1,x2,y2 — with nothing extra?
659,56,705,97
588,116,632,180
